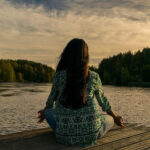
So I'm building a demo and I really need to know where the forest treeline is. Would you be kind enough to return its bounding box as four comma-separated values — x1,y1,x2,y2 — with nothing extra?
0,59,55,83
1,47,150,85
91,48,150,86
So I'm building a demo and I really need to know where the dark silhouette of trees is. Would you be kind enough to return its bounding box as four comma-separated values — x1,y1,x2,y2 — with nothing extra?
97,48,150,86
89,65,98,73
1,47,150,86
0,61,16,82
0,59,55,83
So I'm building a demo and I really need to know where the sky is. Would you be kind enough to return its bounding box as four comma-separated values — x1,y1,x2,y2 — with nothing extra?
0,0,150,68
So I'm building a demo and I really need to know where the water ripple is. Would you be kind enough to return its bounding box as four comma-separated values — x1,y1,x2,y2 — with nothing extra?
0,83,150,135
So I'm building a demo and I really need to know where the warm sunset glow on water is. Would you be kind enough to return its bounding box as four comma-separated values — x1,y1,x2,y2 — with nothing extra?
0,0,150,67
0,83,150,135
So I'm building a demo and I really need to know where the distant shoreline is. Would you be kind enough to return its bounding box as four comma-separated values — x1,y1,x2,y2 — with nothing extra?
0,59,55,83
91,48,150,87
103,82,150,88
0,81,150,88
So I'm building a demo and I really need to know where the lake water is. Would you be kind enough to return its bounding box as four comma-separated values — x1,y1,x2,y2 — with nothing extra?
0,82,150,135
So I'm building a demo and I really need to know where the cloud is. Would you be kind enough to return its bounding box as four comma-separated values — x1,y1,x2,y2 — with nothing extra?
7,0,150,21
0,0,150,67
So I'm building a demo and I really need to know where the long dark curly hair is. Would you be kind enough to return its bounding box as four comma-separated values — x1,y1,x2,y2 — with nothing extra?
56,38,89,109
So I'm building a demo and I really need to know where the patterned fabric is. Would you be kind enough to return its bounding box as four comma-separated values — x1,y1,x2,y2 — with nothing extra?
46,70,112,146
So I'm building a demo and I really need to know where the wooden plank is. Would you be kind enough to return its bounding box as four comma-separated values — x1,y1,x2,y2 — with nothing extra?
54,125,144,150
99,130,145,144
103,128,146,140
85,131,150,150
133,126,150,132
0,139,66,150
0,123,136,141
0,124,149,150
118,138,150,150
0,128,51,140
56,146,82,150
83,129,147,150
144,147,150,150
0,131,66,150
104,125,142,137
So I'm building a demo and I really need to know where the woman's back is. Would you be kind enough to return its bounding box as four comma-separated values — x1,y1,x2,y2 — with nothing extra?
38,39,123,147
46,69,112,146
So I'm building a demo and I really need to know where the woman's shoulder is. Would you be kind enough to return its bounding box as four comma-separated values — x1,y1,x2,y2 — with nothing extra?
55,69,66,74
89,70,99,79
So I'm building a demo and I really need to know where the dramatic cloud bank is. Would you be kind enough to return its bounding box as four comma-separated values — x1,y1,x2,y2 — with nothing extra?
0,0,150,67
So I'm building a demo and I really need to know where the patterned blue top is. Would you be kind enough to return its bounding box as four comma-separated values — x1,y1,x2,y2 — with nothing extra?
46,69,112,146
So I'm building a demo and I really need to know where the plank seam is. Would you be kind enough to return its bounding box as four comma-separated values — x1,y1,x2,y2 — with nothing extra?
115,137,150,150
84,131,150,150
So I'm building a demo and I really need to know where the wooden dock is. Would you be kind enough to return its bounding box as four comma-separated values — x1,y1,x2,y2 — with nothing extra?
0,123,150,150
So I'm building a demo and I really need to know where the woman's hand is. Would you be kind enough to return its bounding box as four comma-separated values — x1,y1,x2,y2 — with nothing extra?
37,109,45,123
114,116,124,128
107,110,125,128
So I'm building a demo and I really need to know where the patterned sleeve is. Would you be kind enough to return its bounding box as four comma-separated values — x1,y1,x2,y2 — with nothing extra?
94,73,112,112
46,71,59,108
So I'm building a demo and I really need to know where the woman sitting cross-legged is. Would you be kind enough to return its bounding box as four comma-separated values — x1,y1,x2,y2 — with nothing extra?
37,38,124,146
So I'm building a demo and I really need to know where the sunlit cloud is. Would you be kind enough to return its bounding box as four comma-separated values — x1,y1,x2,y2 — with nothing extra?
0,0,150,67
